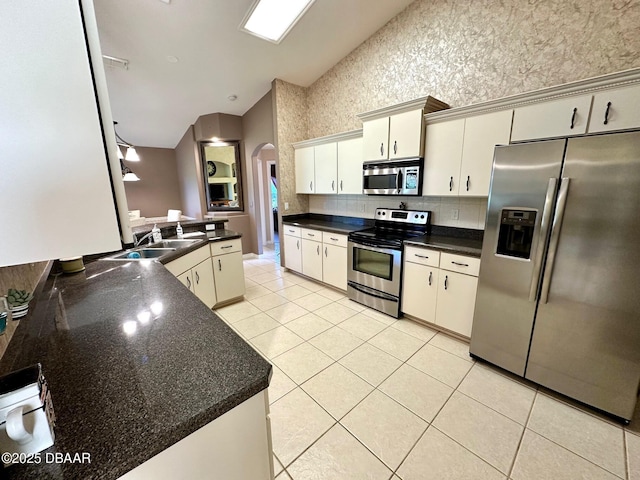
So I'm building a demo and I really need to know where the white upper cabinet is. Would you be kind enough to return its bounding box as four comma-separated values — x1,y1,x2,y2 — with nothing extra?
588,84,640,133
294,146,315,193
511,94,593,142
423,119,465,196
0,1,121,266
362,117,390,161
337,137,363,194
389,109,424,159
314,143,338,194
459,110,513,196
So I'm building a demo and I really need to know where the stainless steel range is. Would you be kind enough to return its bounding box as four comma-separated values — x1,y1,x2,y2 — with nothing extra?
347,208,430,317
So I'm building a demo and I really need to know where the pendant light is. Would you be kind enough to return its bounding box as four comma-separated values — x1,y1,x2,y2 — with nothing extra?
120,159,140,182
113,121,140,162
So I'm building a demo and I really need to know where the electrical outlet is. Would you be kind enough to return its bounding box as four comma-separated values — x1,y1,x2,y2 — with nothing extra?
284,202,289,211
452,209,459,220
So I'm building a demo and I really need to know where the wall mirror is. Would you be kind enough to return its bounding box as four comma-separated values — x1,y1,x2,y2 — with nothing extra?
200,141,243,211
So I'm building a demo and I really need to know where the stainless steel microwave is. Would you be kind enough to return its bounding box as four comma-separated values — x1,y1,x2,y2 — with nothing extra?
362,158,423,195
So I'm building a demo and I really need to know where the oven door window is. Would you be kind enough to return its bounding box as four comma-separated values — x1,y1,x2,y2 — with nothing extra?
353,247,393,280
363,173,398,191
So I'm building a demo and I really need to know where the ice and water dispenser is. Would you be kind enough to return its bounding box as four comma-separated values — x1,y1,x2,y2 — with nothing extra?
496,209,537,259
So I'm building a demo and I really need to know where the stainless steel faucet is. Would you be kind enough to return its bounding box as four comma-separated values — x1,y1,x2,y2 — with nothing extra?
133,232,154,247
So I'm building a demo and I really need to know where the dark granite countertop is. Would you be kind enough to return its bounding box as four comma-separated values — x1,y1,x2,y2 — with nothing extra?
0,241,271,479
155,230,243,264
131,219,227,238
282,213,373,235
404,226,484,257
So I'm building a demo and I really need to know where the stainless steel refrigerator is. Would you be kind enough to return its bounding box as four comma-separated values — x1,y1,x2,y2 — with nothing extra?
470,131,640,421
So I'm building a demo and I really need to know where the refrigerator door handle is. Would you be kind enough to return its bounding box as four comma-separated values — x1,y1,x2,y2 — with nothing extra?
540,177,571,304
529,178,558,301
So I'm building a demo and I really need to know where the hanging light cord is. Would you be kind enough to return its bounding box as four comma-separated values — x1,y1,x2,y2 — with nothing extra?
113,121,134,147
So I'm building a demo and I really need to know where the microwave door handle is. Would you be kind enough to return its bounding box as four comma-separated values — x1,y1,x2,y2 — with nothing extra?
396,170,403,193
540,177,570,304
529,178,558,301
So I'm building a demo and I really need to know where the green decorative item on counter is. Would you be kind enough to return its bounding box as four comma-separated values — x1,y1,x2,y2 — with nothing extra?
6,289,32,307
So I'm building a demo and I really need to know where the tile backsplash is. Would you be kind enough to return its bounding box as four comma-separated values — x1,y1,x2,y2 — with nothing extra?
308,195,487,230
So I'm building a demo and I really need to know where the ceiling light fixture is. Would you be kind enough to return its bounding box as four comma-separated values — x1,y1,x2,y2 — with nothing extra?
240,0,316,44
120,159,140,182
228,94,238,101
113,121,140,162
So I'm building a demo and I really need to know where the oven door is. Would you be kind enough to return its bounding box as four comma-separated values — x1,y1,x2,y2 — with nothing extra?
363,167,401,195
347,241,402,297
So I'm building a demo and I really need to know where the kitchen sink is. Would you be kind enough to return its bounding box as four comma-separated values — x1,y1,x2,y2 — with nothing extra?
146,239,201,249
103,248,176,261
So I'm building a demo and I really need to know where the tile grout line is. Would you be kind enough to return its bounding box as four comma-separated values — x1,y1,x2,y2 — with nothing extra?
505,385,538,478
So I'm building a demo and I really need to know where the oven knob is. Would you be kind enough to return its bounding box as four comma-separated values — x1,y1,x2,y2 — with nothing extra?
382,211,386,216
421,215,425,219
414,214,418,218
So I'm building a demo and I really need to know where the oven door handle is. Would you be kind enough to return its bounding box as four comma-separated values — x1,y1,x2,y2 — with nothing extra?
349,240,401,251
348,282,399,302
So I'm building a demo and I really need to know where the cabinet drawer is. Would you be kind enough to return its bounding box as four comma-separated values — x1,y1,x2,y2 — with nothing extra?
440,252,480,276
283,225,301,237
322,232,348,248
301,228,322,242
210,238,242,256
165,245,210,276
405,246,440,267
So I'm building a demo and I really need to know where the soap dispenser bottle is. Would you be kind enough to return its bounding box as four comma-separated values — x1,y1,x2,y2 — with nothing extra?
176,222,184,239
152,224,162,243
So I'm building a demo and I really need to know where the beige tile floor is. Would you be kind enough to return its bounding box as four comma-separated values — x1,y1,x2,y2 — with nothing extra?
215,242,640,480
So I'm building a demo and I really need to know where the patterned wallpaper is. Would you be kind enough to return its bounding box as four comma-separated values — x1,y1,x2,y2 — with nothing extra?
273,79,310,216
275,0,640,220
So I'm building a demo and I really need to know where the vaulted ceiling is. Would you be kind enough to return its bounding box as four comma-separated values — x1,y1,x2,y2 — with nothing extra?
95,0,415,148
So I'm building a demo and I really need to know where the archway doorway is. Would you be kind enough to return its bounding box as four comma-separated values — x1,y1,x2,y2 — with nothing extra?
252,143,278,256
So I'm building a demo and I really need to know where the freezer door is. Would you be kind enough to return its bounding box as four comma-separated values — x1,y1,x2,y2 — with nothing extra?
526,131,640,420
470,140,566,375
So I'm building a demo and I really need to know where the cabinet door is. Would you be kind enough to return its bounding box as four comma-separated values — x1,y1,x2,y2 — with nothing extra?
283,235,302,272
459,110,513,197
363,117,390,161
588,84,640,133
193,258,217,309
389,109,424,159
401,262,438,324
177,270,194,292
511,94,592,142
301,239,323,281
314,143,338,194
435,271,478,337
423,119,465,196
337,137,363,194
295,146,315,193
322,244,347,290
214,252,246,304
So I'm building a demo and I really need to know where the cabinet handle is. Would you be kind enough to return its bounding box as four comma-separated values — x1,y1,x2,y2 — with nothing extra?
466,175,470,191
195,271,200,284
428,271,432,286
221,245,233,249
325,247,328,257
310,181,313,191
570,107,577,129
340,180,343,191
380,143,384,156
414,254,429,259
186,276,191,290
332,180,335,191
218,259,222,271
393,140,397,154
444,275,448,290
288,229,295,233
307,233,315,237
297,240,300,250
451,261,469,267
317,245,320,255
330,237,338,241
449,176,453,192
604,101,612,125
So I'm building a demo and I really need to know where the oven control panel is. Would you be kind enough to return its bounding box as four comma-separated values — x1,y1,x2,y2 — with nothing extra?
374,208,430,225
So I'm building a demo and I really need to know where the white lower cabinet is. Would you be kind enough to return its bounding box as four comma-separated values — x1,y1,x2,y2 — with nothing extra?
435,270,478,337
401,246,479,338
213,251,246,304
301,236,323,281
402,261,438,324
323,243,347,290
211,239,246,305
283,227,302,273
193,258,217,309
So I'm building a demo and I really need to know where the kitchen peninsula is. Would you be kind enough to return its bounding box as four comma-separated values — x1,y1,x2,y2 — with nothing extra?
0,233,273,479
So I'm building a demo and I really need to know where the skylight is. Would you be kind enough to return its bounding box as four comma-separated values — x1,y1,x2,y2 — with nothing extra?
240,0,316,44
